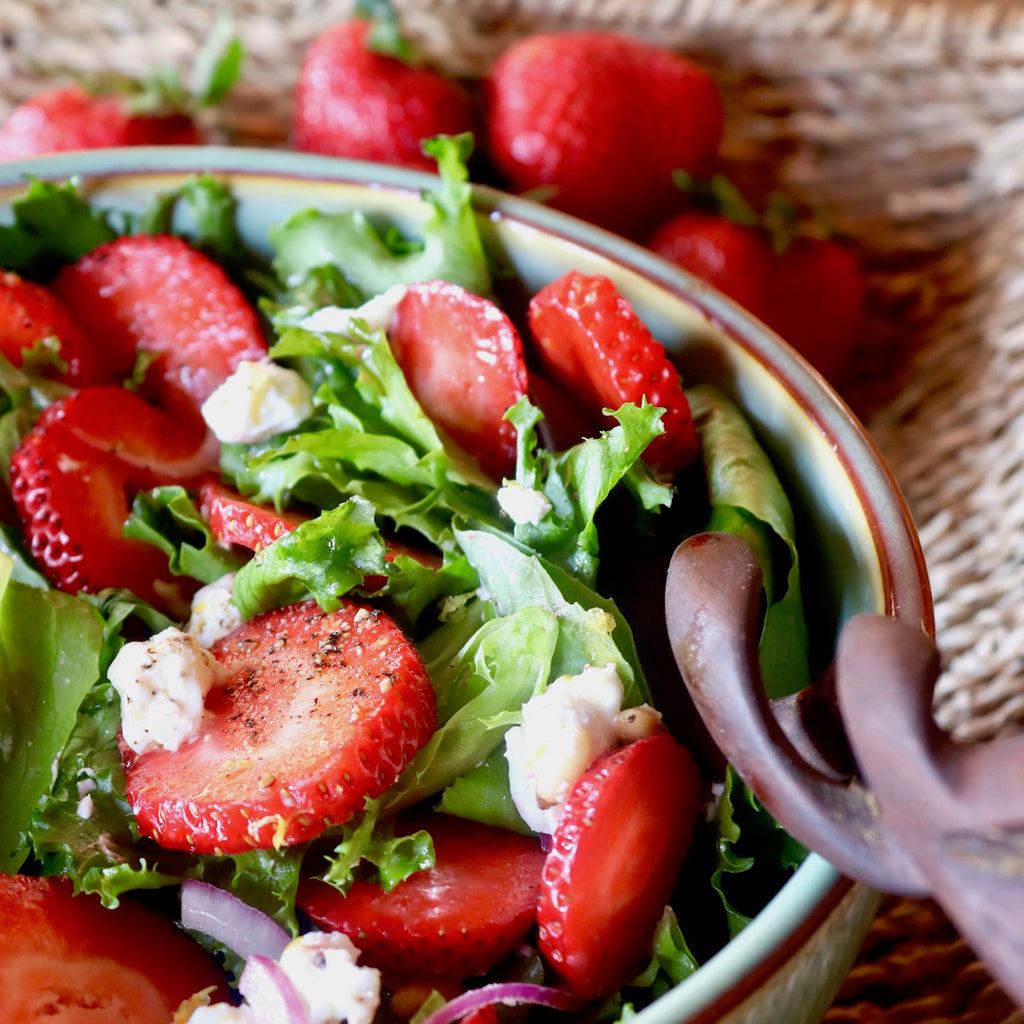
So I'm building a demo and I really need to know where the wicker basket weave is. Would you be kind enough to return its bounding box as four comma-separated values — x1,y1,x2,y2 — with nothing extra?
3,0,1024,1020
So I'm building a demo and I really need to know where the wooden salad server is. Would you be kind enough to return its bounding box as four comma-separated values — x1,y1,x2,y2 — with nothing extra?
665,532,1024,1007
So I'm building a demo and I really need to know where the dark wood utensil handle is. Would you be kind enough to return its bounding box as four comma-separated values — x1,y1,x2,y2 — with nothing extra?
665,531,928,895
838,614,1024,1007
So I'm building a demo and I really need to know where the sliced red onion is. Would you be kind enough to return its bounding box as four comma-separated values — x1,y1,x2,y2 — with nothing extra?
239,954,309,1024
181,878,290,961
418,982,580,1024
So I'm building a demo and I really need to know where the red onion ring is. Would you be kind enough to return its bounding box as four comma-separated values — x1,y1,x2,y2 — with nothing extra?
418,982,580,1024
239,954,309,1024
181,878,290,961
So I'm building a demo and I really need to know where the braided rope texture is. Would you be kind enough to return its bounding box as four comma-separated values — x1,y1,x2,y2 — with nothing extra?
3,0,1024,1020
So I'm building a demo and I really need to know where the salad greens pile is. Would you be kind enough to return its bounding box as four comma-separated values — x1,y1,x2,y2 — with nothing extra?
0,135,808,1016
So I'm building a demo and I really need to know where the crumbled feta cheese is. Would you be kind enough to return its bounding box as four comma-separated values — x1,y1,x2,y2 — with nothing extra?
505,663,625,834
107,628,223,754
497,480,553,526
613,703,664,742
279,932,381,1024
76,770,96,798
298,284,409,336
76,771,97,817
201,359,313,444
705,780,726,823
187,573,243,648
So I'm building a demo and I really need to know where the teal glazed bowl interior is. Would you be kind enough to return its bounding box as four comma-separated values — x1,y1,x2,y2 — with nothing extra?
0,147,932,1024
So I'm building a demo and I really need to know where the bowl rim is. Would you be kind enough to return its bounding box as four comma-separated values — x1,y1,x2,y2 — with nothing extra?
0,145,933,1022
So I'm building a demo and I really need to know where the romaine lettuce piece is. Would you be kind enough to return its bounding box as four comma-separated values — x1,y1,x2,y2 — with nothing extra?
0,555,104,871
688,384,810,697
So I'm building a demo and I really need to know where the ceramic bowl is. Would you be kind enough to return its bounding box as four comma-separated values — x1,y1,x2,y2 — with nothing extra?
0,147,932,1024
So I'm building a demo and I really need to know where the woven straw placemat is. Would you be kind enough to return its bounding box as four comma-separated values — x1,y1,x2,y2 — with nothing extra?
3,1,1024,1020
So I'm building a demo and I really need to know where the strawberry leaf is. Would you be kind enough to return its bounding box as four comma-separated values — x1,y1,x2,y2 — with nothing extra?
120,65,190,117
190,16,245,107
355,0,422,65
114,17,241,116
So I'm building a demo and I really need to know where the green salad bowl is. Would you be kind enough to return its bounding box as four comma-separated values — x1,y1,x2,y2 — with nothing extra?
0,146,931,1024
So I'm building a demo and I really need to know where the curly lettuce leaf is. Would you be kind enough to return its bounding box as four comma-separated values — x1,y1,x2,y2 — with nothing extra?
503,397,673,586
271,319,448,455
385,552,479,629
269,133,490,299
0,348,73,484
232,495,387,618
0,179,122,278
605,907,700,1022
138,174,246,263
82,589,177,676
710,766,807,937
318,804,434,894
688,384,810,698
223,321,501,550
124,485,246,585
437,745,527,833
0,556,105,870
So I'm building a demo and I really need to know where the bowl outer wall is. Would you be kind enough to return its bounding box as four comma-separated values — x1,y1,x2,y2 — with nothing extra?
0,146,932,1023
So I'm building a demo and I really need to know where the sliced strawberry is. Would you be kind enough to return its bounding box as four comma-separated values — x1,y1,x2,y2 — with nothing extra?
528,272,698,477
0,86,200,161
198,479,441,591
123,600,437,854
0,874,228,1021
298,813,546,979
49,234,267,418
198,478,312,553
9,386,215,610
0,271,102,385
526,371,596,454
537,733,703,1000
388,281,529,481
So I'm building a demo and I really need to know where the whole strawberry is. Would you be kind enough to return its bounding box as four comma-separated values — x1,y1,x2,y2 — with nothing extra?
760,236,866,385
0,26,242,160
651,218,866,385
648,211,773,321
484,32,723,238
293,18,476,170
0,88,198,160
